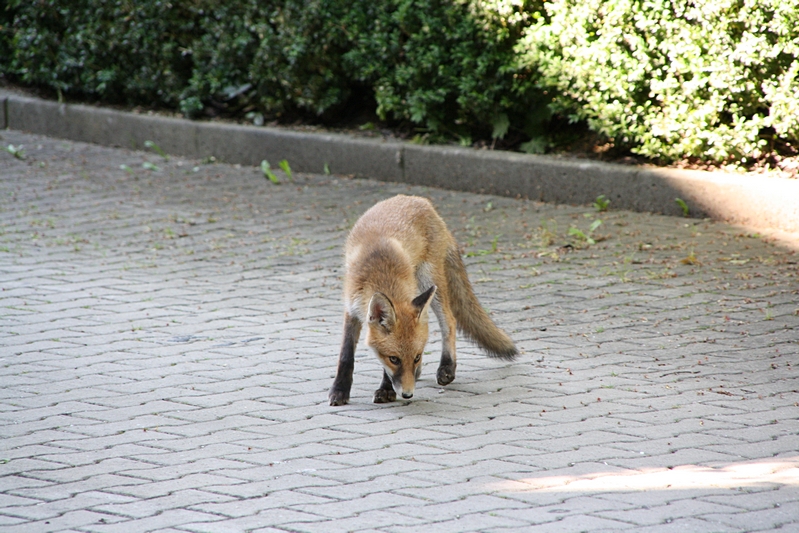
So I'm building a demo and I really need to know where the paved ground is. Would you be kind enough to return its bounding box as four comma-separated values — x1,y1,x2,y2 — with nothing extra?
1,129,798,533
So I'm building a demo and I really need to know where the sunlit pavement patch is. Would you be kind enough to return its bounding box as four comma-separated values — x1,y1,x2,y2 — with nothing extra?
491,457,799,493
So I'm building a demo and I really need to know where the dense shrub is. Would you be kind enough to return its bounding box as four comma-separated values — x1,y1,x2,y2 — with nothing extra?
1,0,546,145
518,0,799,162
182,0,362,119
2,0,198,105
2,0,798,163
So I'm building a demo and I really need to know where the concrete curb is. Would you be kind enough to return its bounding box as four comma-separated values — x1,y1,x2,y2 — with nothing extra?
2,90,798,235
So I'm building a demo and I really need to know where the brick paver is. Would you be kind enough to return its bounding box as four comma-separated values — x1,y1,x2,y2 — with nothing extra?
1,129,798,532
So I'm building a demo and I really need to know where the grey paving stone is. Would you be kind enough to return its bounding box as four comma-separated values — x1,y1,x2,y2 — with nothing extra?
2,129,798,532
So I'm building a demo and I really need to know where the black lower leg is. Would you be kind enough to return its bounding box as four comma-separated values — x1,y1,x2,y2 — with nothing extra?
437,352,456,386
373,370,397,403
329,316,360,406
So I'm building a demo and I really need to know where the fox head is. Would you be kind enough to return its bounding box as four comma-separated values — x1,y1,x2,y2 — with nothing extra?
365,286,437,399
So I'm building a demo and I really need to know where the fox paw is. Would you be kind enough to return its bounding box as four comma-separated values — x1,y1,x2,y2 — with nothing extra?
373,389,397,403
329,389,350,406
437,364,456,386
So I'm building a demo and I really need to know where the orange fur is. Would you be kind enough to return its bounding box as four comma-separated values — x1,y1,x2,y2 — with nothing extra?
329,195,517,406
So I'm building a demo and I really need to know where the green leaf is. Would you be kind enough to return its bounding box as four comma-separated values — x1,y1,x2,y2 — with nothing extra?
144,140,168,160
675,198,690,217
491,112,510,140
593,195,610,212
5,145,25,159
569,226,595,245
278,159,292,180
520,137,547,154
261,160,279,184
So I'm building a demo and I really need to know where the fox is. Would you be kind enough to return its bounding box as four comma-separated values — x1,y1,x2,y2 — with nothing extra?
328,194,517,406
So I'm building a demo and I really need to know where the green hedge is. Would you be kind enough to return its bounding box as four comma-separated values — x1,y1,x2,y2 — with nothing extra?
1,0,546,145
519,0,799,162
2,0,798,163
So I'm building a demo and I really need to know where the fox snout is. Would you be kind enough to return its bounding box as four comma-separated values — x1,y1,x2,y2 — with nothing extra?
387,366,417,399
398,380,415,399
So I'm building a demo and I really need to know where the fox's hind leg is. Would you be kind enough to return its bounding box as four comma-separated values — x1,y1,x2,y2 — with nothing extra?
431,288,458,386
329,313,361,406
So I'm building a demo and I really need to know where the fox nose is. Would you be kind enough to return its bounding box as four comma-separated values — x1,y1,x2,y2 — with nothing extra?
401,392,413,399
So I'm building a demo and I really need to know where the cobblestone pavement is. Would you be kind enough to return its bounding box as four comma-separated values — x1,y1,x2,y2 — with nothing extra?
1,129,798,533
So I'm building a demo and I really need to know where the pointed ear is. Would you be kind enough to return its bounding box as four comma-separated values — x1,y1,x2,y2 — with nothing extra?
368,292,396,331
412,285,437,319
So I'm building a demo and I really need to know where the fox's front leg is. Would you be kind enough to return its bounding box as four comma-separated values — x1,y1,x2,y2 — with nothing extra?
329,313,361,406
432,295,458,386
373,370,397,403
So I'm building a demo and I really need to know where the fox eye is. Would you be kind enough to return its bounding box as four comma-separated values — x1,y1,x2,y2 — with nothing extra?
414,354,422,364
388,356,401,366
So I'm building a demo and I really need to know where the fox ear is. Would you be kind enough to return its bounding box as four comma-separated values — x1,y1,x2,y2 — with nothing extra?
368,292,396,331
412,285,437,319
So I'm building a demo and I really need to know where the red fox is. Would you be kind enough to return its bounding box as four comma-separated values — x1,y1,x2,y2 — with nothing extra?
329,195,517,406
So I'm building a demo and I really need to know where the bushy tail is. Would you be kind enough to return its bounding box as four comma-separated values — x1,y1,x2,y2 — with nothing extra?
445,247,518,360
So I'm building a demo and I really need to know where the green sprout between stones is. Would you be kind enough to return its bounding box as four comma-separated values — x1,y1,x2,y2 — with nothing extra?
5,145,25,159
569,219,603,245
278,159,292,180
675,198,690,217
144,140,169,160
261,160,279,184
593,194,611,212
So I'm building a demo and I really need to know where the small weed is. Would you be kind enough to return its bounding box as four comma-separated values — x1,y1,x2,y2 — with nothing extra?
568,219,603,246
593,194,611,212
5,145,25,159
201,155,217,164
278,159,292,180
675,198,690,217
535,219,558,247
142,162,159,172
144,140,169,160
323,163,331,175
120,164,135,174
261,160,279,184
